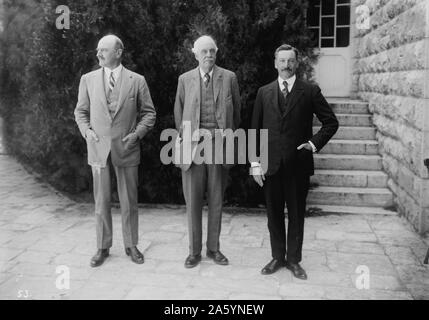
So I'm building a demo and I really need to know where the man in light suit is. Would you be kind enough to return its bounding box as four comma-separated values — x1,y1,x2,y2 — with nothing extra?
174,35,241,268
74,35,156,267
251,44,338,278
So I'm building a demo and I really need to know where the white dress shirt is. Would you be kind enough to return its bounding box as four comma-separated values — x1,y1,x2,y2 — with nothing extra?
104,64,123,91
199,68,214,81
278,74,296,93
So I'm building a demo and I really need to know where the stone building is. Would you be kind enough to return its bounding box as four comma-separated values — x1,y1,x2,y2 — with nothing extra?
305,0,429,234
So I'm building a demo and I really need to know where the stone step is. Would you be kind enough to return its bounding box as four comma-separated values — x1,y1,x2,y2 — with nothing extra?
314,114,373,127
313,126,376,140
307,186,394,208
311,170,388,188
327,99,369,114
306,204,396,216
314,154,382,170
319,139,379,155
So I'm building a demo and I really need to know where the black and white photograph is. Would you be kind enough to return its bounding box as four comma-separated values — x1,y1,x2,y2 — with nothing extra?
0,0,428,305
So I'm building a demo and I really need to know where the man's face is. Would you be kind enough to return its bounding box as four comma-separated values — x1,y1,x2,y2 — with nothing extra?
96,37,121,69
194,40,217,71
275,50,298,79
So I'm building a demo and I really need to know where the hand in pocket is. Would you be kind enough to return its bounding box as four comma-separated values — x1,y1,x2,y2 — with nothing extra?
122,132,139,150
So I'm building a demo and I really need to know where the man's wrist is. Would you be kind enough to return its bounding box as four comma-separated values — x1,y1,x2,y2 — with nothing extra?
133,132,141,140
249,162,263,176
308,141,317,153
85,128,92,138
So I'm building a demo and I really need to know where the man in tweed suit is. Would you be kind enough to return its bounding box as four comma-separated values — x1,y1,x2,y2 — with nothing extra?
174,35,241,268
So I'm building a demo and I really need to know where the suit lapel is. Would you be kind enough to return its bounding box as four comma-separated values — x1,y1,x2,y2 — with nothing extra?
94,68,112,120
266,80,282,117
191,67,201,131
192,66,201,110
282,79,304,118
213,65,222,105
114,67,133,119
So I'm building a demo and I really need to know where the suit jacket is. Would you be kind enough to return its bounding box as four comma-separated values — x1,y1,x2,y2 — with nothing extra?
173,65,241,171
74,67,156,167
251,78,338,176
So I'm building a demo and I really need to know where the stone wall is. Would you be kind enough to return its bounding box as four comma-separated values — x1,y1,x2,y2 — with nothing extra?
352,0,429,234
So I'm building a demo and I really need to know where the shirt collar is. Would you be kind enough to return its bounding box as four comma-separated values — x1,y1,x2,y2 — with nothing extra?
278,74,296,90
199,67,214,79
104,64,123,80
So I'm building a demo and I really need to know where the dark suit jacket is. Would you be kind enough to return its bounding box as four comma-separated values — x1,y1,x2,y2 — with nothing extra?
251,78,338,176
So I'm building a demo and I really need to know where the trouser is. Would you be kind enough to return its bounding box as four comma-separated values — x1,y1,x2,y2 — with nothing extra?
263,161,310,263
182,162,229,255
92,155,139,249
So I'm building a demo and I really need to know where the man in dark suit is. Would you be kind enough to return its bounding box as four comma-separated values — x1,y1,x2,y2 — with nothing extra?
174,35,241,268
251,44,338,279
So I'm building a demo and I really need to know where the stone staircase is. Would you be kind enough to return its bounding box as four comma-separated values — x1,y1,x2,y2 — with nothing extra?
307,98,395,215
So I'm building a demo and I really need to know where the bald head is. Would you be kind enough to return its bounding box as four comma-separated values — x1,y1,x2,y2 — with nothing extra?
99,34,124,50
96,34,124,69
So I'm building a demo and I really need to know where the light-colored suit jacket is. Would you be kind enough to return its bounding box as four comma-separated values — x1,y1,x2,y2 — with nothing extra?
173,65,241,171
74,67,156,168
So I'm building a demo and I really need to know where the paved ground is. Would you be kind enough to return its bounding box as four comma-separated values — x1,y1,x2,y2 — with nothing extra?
0,153,428,300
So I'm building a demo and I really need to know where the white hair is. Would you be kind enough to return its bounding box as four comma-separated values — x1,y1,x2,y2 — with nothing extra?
191,35,218,54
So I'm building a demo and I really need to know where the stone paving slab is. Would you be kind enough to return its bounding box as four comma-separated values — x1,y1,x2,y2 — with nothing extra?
0,154,428,300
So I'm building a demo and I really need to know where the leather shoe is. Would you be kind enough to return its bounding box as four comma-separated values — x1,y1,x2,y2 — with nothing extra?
261,258,286,275
184,254,201,268
206,250,229,265
125,246,144,264
286,261,307,280
90,249,109,267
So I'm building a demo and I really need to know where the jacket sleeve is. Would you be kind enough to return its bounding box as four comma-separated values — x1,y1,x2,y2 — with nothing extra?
251,88,264,160
310,85,339,151
173,75,185,134
135,76,156,139
74,74,91,138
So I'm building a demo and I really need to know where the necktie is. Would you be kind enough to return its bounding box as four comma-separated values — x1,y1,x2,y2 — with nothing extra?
204,73,210,88
108,72,115,94
282,80,289,99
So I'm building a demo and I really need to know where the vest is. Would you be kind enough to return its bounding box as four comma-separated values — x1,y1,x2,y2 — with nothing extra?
278,83,290,116
277,82,298,169
105,70,123,118
199,75,218,135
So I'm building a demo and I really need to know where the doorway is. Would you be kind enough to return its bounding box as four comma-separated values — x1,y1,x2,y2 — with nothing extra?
307,0,352,97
